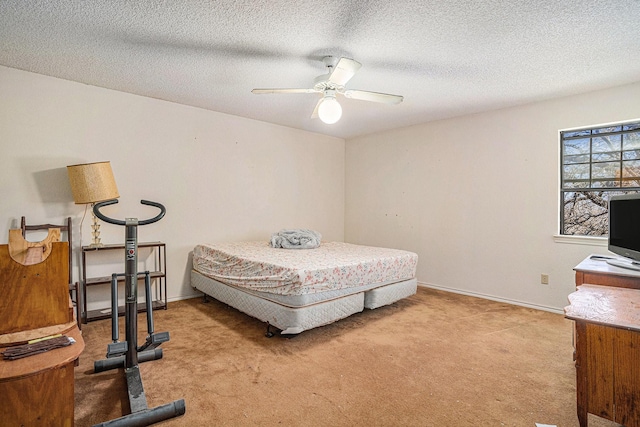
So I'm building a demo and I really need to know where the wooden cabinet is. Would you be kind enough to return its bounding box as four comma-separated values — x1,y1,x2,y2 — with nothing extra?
0,241,84,426
0,327,84,426
80,241,167,323
567,256,640,427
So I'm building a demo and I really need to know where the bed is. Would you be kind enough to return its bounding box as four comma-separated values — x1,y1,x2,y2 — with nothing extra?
191,241,418,335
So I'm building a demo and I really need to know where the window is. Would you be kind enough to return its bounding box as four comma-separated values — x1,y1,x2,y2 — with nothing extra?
561,121,640,236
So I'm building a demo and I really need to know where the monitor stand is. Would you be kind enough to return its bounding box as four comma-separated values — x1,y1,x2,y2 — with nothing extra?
606,258,640,272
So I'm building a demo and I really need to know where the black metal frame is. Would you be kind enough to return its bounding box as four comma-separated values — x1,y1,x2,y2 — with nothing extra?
80,241,167,324
91,199,185,427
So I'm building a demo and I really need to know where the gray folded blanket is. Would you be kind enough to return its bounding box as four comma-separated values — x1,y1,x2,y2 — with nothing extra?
270,229,322,249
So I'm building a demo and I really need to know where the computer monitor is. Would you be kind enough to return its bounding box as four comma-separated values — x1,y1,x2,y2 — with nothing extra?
607,193,640,271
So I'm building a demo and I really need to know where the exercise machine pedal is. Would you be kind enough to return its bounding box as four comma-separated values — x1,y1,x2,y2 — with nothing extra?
106,341,128,358
138,331,170,352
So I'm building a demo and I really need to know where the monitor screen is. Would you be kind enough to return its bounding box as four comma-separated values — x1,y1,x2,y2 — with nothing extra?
608,194,640,265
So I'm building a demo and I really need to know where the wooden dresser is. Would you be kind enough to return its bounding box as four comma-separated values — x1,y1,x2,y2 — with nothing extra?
566,255,640,427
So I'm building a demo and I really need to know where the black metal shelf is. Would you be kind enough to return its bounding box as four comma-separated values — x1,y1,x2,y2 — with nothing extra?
85,270,165,286
81,242,167,323
85,300,167,322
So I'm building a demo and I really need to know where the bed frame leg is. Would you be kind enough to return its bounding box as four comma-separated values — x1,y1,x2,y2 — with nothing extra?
202,293,209,303
265,322,275,338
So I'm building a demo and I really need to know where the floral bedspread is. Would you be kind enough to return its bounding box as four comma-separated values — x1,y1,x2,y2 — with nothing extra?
193,241,418,295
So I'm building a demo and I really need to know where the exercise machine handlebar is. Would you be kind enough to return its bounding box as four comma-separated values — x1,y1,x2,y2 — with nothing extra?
93,199,166,226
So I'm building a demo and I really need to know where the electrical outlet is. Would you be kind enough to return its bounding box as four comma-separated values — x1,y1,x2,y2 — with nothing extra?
541,274,549,285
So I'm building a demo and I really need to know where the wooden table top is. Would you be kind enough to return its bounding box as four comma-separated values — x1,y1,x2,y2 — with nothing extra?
0,326,84,381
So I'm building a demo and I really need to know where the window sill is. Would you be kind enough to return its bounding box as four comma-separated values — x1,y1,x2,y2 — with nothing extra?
553,234,607,246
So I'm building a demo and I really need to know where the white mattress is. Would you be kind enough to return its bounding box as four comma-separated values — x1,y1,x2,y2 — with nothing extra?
191,241,419,335
192,241,418,296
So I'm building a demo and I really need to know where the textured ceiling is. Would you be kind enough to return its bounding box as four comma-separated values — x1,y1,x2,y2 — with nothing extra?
1,1,640,139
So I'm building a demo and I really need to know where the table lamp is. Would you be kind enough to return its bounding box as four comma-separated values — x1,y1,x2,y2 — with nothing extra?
67,161,119,248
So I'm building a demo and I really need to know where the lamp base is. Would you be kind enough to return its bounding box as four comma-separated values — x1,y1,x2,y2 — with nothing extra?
91,209,105,248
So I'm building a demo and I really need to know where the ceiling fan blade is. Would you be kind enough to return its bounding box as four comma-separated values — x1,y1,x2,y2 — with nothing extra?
343,89,404,104
327,57,362,86
252,88,317,94
310,98,323,119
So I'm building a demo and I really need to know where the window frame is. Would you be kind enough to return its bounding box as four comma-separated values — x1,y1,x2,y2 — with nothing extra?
559,119,640,236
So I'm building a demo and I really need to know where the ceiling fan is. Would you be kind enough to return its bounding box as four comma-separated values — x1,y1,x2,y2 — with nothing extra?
251,56,404,124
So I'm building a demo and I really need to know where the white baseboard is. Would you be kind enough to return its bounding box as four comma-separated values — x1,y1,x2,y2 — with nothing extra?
417,282,563,315
169,285,565,315
167,293,202,303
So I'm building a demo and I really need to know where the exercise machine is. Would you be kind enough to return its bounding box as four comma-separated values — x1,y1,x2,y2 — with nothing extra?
92,199,185,427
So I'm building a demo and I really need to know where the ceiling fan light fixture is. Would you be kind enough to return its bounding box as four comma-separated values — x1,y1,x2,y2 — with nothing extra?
251,57,403,125
318,95,342,124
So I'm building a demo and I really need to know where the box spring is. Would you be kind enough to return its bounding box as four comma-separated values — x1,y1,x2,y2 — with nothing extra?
191,270,416,335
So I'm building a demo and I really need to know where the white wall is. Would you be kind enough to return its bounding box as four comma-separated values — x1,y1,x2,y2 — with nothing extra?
345,81,640,312
0,65,345,308
4,63,639,314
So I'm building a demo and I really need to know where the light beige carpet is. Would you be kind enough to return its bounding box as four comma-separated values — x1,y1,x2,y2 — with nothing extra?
74,286,623,427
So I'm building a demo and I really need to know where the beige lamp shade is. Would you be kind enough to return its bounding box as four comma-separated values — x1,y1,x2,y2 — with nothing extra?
67,161,120,204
